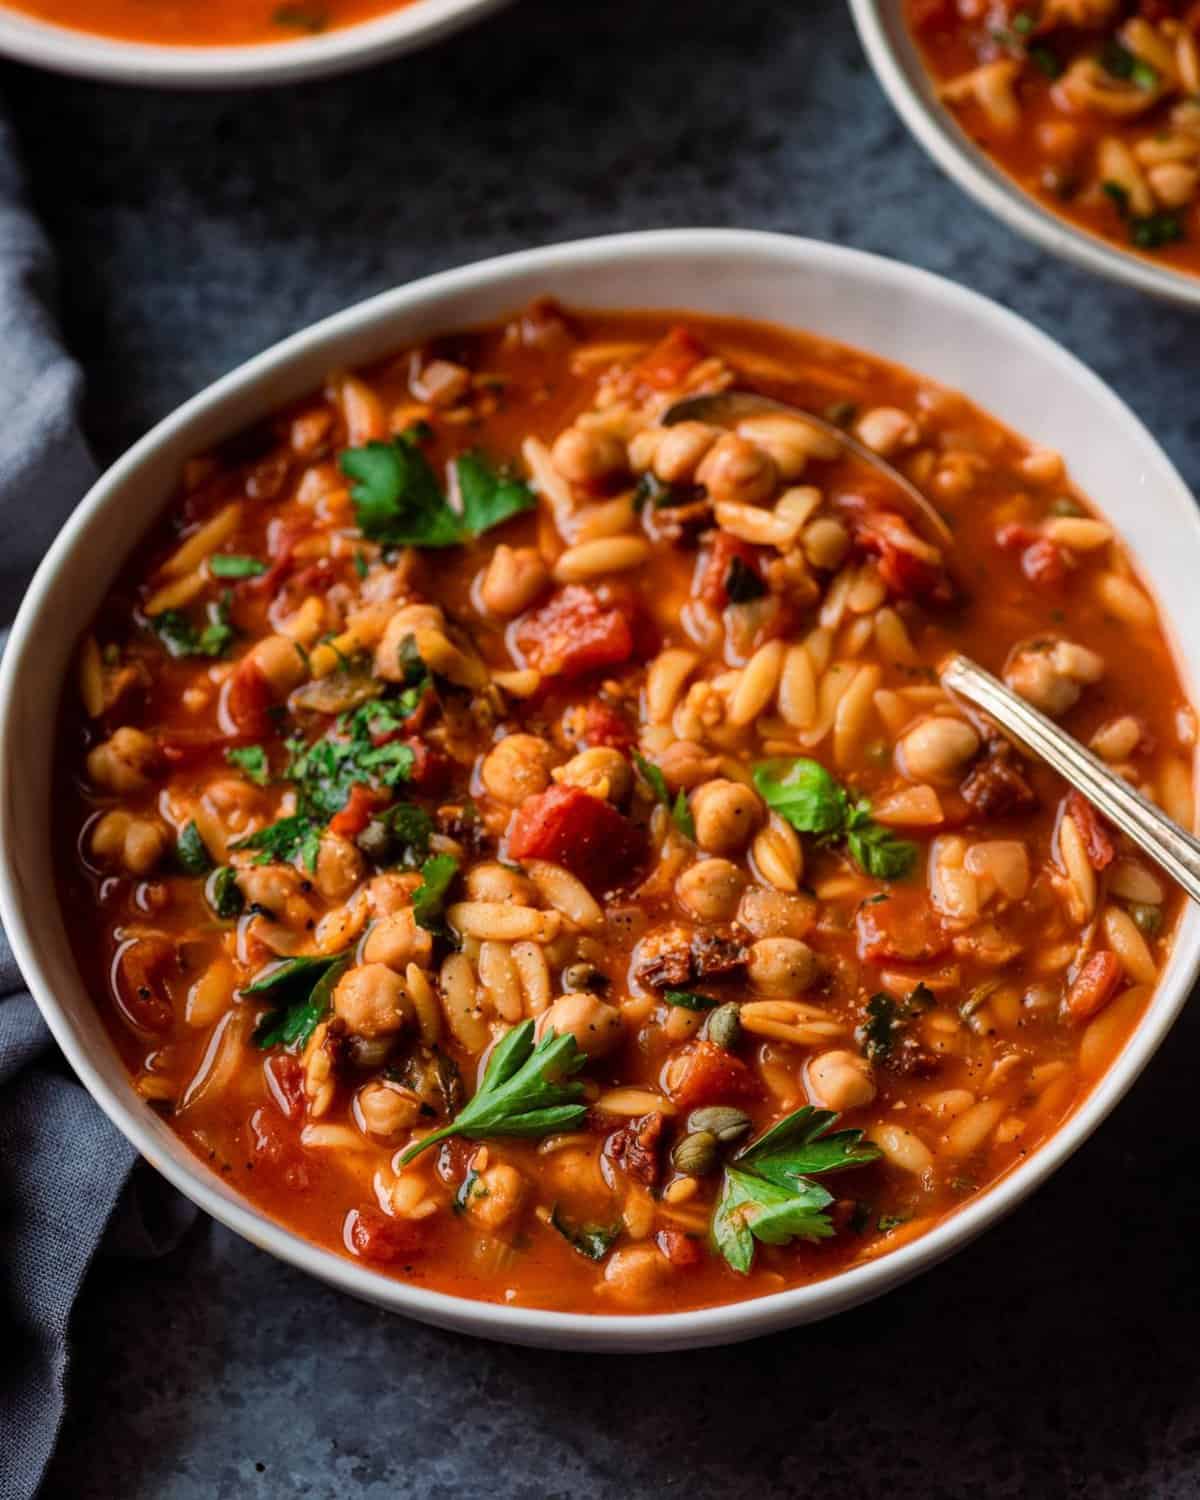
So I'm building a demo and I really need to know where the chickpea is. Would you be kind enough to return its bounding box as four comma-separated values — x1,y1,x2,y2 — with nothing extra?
464,860,539,906
464,1162,529,1232
363,909,433,970
479,544,551,618
373,604,443,683
1005,638,1104,718
237,863,304,913
602,1244,672,1304
369,871,422,915
801,515,851,571
653,421,719,484
551,426,627,486
248,634,308,697
695,433,778,507
656,740,721,792
357,1080,424,1139
737,887,815,941
541,991,623,1058
676,858,745,922
86,726,160,794
1148,162,1198,209
747,937,819,995
896,717,981,784
554,746,632,803
855,406,919,458
807,1049,877,1111
315,833,365,903
332,963,414,1038
691,778,763,855
480,733,556,804
91,810,168,875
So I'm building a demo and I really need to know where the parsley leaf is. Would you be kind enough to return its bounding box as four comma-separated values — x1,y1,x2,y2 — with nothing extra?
856,984,933,1063
550,1205,621,1261
672,788,696,841
754,757,917,881
209,554,266,579
711,1106,881,1273
248,954,349,1049
152,594,238,659
231,813,323,872
226,745,270,786
342,438,534,549
176,820,214,876
413,852,459,933
664,989,718,1011
632,751,670,806
371,802,435,868
397,1018,588,1164
206,865,244,920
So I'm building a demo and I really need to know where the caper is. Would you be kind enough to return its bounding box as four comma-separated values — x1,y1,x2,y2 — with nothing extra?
672,1130,718,1176
1128,901,1163,937
687,1105,752,1144
562,962,608,993
703,1001,741,1051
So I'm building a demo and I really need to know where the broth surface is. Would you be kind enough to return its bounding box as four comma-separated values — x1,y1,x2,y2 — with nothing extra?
3,0,412,46
57,301,1193,1314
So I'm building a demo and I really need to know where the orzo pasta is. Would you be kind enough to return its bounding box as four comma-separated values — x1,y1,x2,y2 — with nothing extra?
57,299,1191,1313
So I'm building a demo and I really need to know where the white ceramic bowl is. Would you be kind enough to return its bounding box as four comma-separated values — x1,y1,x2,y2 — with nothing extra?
0,0,507,87
4,229,1198,1351
849,0,1200,306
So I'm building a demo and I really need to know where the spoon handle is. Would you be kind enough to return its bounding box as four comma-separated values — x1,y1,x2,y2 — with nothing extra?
940,652,1200,906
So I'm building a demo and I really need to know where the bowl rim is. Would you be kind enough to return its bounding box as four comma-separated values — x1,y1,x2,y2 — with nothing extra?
847,0,1200,307
4,226,1199,1350
0,0,509,87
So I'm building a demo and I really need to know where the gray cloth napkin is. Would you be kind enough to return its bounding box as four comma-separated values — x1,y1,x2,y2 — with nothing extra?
0,116,194,1500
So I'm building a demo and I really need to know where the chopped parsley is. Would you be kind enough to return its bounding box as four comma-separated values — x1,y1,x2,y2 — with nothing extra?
663,989,719,1011
231,813,323,872
341,434,534,548
856,984,934,1064
176,820,214,876
1102,181,1184,249
206,865,244,920
711,1106,881,1273
550,1205,621,1261
753,757,917,881
225,744,270,786
412,853,459,933
152,594,237,659
633,752,695,839
209,554,266,579
247,954,349,1050
397,1018,588,1165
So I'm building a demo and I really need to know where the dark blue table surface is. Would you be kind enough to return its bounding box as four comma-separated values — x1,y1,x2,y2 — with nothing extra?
10,2,1200,1494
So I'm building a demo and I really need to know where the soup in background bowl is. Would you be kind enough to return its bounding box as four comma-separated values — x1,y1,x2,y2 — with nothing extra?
5,232,1199,1349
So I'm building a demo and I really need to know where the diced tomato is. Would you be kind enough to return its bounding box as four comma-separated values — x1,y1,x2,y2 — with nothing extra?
264,1054,305,1120
513,585,636,680
698,531,762,611
1021,538,1067,587
225,657,274,738
329,783,390,838
507,784,647,892
346,1206,429,1264
1065,791,1116,871
289,558,338,594
604,1112,664,1188
249,1105,311,1191
404,736,450,794
630,326,706,391
252,527,304,596
575,697,636,750
1066,952,1123,1022
668,1040,760,1111
856,890,950,965
656,1228,703,1268
855,511,949,601
995,522,1037,552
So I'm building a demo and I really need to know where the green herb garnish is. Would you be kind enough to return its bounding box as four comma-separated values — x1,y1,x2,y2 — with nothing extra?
247,953,349,1049
231,813,323,872
664,989,719,1011
207,865,244,920
725,555,766,603
209,554,266,579
856,983,933,1064
550,1205,621,1261
752,757,917,881
152,594,237,659
176,820,214,876
1028,44,1062,78
712,1106,881,1273
397,1018,588,1165
342,438,534,548
633,752,695,839
225,744,270,786
412,852,460,933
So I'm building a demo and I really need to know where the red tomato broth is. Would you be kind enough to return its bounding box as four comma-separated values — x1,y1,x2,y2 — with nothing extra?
906,0,1200,277
55,302,1193,1314
4,0,414,46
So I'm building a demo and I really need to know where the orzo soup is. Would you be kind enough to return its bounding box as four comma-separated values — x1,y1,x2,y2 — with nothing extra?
906,1,1200,275
59,300,1193,1314
2,0,414,46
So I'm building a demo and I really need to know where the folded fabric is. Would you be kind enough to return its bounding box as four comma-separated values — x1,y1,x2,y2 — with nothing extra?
0,113,194,1500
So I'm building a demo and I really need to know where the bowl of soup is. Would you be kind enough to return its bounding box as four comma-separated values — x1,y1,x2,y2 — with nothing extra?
0,0,508,86
849,0,1200,305
3,228,1198,1349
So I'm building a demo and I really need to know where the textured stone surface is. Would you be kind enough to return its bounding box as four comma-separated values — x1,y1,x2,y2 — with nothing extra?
8,0,1200,1493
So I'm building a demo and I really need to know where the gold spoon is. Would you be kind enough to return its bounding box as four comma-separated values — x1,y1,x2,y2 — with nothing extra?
941,652,1200,905
661,389,954,549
